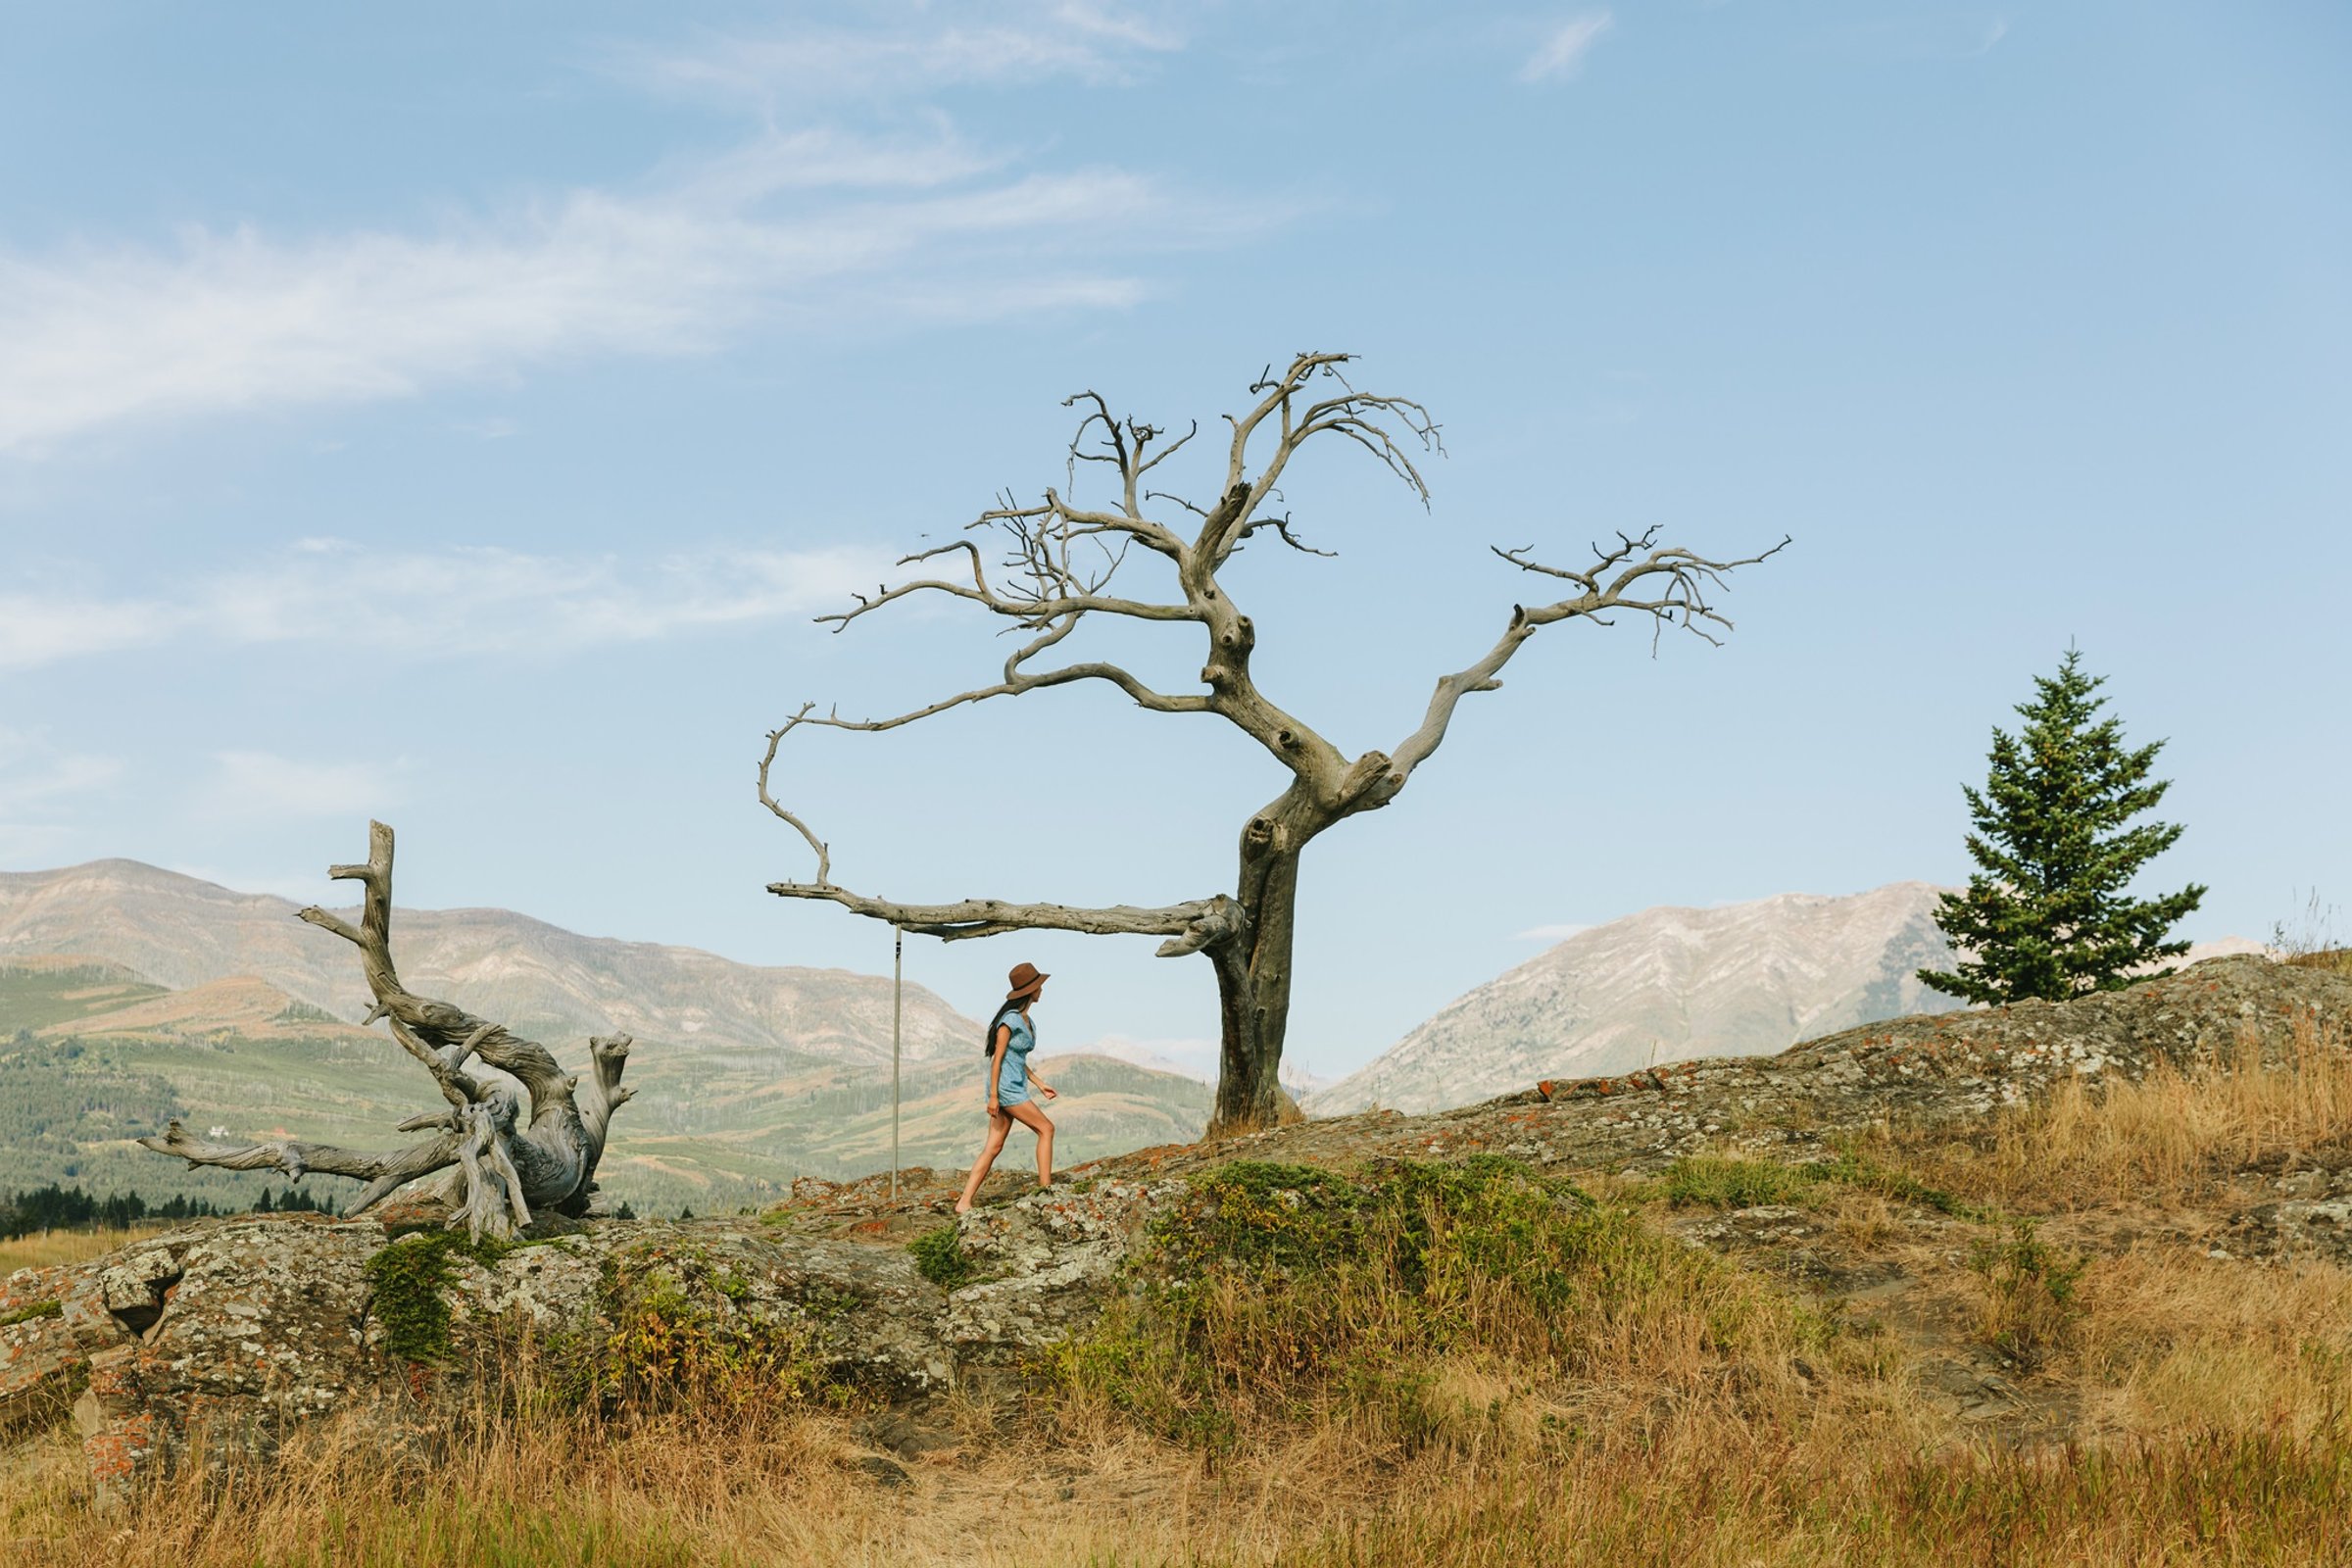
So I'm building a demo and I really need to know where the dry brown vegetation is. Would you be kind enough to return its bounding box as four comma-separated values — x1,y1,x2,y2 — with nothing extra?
7,1010,2352,1564
1872,1007,2350,1210
0,1229,163,1274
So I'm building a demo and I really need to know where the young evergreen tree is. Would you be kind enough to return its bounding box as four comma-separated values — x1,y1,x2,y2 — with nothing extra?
1920,649,2206,1005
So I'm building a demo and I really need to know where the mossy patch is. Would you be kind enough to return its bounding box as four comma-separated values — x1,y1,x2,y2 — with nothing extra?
0,1298,63,1329
364,1230,513,1364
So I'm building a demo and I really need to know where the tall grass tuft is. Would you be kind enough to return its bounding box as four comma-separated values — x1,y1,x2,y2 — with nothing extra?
1043,1157,1845,1451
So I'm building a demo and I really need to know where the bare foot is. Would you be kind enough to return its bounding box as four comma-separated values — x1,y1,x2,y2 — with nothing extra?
954,1200,972,1214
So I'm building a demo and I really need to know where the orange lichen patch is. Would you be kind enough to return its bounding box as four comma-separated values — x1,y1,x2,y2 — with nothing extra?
81,1411,159,1486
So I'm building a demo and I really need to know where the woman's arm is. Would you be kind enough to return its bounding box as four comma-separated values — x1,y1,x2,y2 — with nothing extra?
987,1024,1009,1109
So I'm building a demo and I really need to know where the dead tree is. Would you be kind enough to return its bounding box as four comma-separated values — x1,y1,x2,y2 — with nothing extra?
140,821,635,1241
762,352,1786,1138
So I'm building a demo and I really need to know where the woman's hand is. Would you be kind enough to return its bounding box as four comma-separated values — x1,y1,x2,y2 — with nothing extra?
1038,1083,1058,1101
987,1097,1000,1113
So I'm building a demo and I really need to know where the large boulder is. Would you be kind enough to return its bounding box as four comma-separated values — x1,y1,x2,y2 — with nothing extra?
0,1191,1154,1506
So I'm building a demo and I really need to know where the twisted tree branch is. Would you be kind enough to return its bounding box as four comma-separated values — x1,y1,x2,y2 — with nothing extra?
1371,527,1792,806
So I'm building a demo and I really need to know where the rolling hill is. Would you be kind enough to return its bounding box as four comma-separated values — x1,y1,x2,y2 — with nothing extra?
0,861,1214,1212
1311,883,2259,1115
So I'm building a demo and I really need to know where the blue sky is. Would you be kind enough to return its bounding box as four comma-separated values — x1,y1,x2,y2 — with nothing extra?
2,1,2345,1082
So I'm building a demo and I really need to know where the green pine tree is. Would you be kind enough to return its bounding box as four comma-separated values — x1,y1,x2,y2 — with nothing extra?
1919,649,2206,1005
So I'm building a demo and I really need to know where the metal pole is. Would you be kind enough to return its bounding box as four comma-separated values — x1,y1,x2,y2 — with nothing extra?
891,925,903,1200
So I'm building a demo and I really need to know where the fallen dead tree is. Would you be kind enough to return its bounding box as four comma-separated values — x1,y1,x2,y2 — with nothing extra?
138,821,634,1241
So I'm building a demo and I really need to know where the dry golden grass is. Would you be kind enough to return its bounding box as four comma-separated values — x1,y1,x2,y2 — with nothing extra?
2073,1247,2352,1440
11,1055,2352,1565
1824,1186,1901,1250
7,1361,2347,1568
0,1229,166,1274
1878,1008,2351,1213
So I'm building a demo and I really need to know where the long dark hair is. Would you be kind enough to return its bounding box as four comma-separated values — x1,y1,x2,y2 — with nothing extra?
980,999,1024,1055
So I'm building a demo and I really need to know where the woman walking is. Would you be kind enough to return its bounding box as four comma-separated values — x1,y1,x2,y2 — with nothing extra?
955,961,1057,1214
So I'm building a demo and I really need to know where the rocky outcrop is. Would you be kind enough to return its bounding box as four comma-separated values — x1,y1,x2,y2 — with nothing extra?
8,955,2344,1504
1254,956,2348,1177
0,1201,1124,1507
948,1177,1177,1361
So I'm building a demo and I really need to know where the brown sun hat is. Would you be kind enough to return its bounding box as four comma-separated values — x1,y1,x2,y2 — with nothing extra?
1004,961,1050,1002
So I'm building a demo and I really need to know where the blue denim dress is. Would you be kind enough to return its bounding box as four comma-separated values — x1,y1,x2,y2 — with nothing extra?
992,1009,1037,1107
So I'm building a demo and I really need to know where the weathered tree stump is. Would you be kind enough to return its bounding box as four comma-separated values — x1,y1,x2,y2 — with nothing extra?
139,821,636,1241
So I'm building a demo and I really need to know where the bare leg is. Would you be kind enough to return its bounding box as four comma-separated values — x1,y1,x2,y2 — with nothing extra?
1008,1101,1054,1188
956,1110,1013,1213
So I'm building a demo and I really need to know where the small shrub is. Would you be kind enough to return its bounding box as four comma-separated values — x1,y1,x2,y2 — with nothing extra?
564,1244,830,1417
908,1225,976,1290
1972,1217,2086,1368
1042,1157,1791,1449
1659,1157,1818,1208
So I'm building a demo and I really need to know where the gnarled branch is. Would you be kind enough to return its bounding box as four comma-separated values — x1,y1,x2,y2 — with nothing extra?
760,353,1780,1140
767,880,1244,958
141,822,637,1240
1371,527,1792,806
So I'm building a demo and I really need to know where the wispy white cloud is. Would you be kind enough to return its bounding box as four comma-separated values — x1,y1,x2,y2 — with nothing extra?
610,2,1183,107
0,7,1283,460
1519,12,1614,82
0,540,890,673
1514,922,1592,943
0,120,1261,455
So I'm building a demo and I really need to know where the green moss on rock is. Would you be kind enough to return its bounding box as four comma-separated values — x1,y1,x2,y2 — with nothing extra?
363,1231,511,1364
0,1298,64,1329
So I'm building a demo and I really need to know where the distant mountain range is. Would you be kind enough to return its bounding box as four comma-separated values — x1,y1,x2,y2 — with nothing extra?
0,858,975,1065
1,861,2256,1206
0,860,1211,1210
1309,883,2260,1116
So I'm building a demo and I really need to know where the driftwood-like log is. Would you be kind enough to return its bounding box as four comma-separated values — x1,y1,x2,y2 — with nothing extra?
140,822,637,1241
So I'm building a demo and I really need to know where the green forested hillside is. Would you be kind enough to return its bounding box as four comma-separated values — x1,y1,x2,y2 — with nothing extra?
0,959,1212,1217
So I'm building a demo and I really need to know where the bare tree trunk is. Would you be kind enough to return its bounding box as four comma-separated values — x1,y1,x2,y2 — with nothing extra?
1204,791,1316,1139
1205,863,1299,1139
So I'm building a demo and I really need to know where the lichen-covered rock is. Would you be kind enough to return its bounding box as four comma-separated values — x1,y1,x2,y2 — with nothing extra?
3,1253,138,1439
946,1179,1177,1360
12,1208,1051,1503
2224,1166,2352,1266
